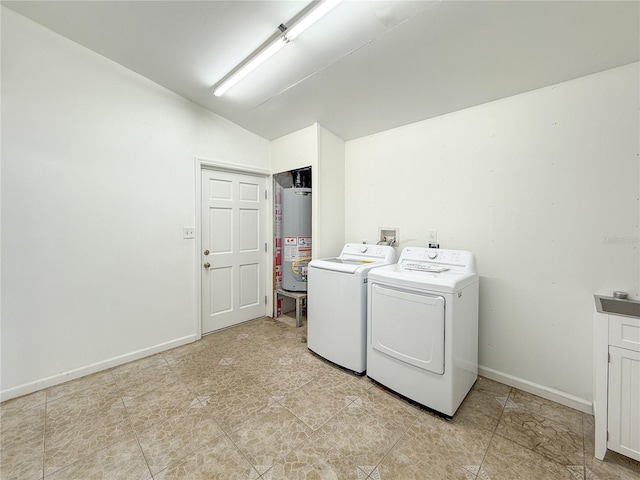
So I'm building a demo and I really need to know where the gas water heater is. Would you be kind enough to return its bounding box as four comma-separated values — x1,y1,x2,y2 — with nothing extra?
282,187,312,291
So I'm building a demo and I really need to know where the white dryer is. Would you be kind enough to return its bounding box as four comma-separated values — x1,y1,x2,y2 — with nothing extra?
367,247,479,416
307,244,397,374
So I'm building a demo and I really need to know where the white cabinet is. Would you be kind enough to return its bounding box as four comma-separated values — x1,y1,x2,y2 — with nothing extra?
594,303,640,462
607,346,640,460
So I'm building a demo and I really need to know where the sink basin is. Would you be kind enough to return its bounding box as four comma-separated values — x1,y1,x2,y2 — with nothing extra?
595,295,640,318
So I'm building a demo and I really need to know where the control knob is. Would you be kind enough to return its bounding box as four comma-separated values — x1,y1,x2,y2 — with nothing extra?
428,250,438,260
361,246,368,253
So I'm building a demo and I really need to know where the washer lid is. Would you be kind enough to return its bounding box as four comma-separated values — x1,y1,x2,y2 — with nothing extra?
368,263,478,292
309,257,375,274
308,243,397,275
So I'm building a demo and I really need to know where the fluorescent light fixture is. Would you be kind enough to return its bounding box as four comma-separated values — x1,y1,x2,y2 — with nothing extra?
213,0,342,97
213,37,287,97
284,0,342,42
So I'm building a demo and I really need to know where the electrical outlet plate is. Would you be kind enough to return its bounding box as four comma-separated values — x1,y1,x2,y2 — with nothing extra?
428,229,437,243
183,227,195,239
378,227,398,246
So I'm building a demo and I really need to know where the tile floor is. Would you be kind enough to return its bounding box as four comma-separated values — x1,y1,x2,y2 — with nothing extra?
2,316,640,480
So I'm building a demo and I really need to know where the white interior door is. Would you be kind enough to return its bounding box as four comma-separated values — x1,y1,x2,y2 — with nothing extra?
201,169,266,334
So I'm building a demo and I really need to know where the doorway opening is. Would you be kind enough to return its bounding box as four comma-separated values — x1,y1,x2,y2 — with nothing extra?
273,167,312,326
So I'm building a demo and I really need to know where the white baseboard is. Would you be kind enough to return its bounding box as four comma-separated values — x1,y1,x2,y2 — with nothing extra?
0,334,198,402
478,365,593,414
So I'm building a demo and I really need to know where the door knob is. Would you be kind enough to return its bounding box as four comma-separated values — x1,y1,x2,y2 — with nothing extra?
203,262,210,268
203,250,210,256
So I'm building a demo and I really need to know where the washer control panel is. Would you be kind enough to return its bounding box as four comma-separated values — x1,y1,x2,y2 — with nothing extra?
340,243,397,263
399,247,476,273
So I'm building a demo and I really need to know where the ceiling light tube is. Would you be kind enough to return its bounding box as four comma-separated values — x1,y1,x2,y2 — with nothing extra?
284,0,342,41
213,37,287,97
213,0,342,97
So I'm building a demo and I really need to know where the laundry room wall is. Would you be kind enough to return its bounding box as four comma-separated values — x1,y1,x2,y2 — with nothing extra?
344,62,640,409
271,124,345,260
1,8,270,400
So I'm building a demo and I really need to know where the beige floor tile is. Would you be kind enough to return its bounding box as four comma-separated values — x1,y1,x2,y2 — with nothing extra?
472,376,512,396
2,317,639,480
43,437,151,480
183,347,259,374
229,403,313,472
585,450,640,480
191,370,271,406
153,434,261,480
200,330,256,349
583,412,595,435
112,362,181,399
282,381,352,430
265,338,317,362
267,432,365,479
375,459,470,480
0,390,47,411
318,392,417,469
176,359,239,393
45,370,116,403
353,374,377,391
508,388,584,434
123,381,201,433
234,318,297,345
45,381,123,429
456,388,505,431
254,359,320,397
354,385,421,418
376,413,492,480
583,413,597,457
44,406,134,473
206,396,268,434
136,410,224,475
496,408,584,466
255,339,316,362
481,434,580,479
181,372,274,432
163,355,205,379
0,403,46,450
110,353,169,378
313,363,374,395
0,434,44,480
161,341,207,365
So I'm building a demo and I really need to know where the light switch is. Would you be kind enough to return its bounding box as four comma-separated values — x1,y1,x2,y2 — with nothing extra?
183,227,195,239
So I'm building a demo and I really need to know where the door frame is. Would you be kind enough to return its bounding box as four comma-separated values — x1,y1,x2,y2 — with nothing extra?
194,157,271,339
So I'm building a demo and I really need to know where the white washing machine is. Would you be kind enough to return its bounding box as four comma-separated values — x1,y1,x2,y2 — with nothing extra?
367,247,479,416
307,244,397,374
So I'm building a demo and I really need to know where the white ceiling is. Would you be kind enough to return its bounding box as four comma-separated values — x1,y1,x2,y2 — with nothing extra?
3,0,639,141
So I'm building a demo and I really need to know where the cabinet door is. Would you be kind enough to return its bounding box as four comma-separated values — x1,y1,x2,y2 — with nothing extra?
608,346,640,461
609,316,640,352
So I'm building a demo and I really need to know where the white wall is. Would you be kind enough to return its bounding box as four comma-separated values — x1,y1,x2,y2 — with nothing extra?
317,127,346,258
0,8,270,400
271,124,318,176
345,63,640,409
271,124,345,260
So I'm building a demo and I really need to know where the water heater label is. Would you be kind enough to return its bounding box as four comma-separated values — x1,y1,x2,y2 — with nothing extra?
284,237,297,245
298,236,312,247
285,245,299,261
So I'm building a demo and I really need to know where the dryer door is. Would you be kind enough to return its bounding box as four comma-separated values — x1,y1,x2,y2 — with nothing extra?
370,283,445,375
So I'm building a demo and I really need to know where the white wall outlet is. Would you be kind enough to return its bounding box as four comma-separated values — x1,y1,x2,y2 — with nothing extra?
428,229,438,243
183,227,195,239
